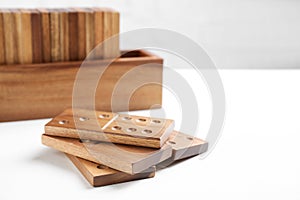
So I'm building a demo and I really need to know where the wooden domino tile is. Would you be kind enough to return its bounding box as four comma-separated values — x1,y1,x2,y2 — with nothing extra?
63,131,207,186
38,8,51,63
42,130,208,173
66,154,155,187
0,11,5,65
155,131,208,169
42,134,172,174
167,131,208,161
30,9,43,63
45,108,175,148
2,9,16,64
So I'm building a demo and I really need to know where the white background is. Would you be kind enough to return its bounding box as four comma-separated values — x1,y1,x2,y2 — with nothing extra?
0,1,300,200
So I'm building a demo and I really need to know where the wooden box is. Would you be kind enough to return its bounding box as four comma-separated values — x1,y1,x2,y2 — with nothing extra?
0,50,163,122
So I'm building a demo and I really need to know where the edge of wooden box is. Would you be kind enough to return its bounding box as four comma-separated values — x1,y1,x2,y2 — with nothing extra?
0,50,163,122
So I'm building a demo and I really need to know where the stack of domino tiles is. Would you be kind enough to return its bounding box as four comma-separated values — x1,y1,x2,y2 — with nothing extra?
42,108,208,187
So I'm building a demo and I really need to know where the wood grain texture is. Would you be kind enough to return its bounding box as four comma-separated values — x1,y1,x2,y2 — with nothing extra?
84,8,94,57
111,11,120,58
62,9,70,61
0,12,5,64
12,9,22,64
0,8,120,65
57,8,68,61
50,9,61,62
42,134,172,174
20,9,33,64
10,9,19,64
30,9,43,63
0,50,163,122
38,8,51,63
2,9,16,64
75,8,86,60
92,8,103,59
66,154,155,187
102,9,113,58
45,108,175,148
68,8,78,61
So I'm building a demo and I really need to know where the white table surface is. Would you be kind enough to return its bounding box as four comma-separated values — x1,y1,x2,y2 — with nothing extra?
1,70,300,200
